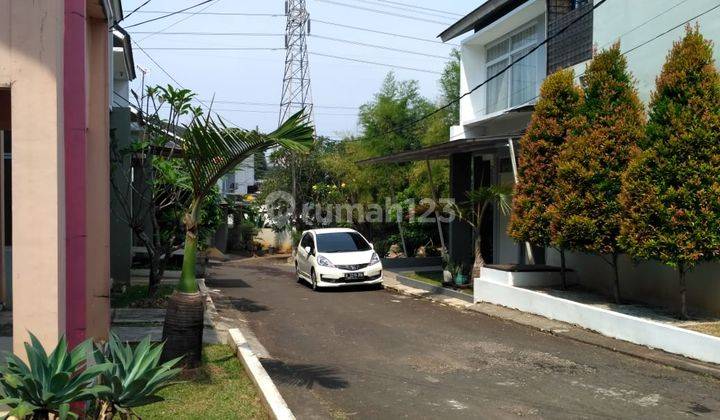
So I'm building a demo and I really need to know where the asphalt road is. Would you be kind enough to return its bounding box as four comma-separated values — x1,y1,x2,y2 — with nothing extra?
207,259,720,419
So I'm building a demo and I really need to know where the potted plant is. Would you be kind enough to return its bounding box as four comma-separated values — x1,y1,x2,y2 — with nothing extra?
454,263,469,286
442,257,455,285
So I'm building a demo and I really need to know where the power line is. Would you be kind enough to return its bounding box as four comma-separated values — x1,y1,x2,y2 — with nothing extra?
309,34,448,59
213,108,357,116
126,10,285,17
124,0,215,29
200,99,358,110
375,0,464,17
375,0,608,138
118,0,152,25
341,0,462,20
131,40,243,127
133,31,284,37
311,52,441,74
314,0,453,25
137,0,221,41
311,19,458,46
142,47,284,51
622,1,720,55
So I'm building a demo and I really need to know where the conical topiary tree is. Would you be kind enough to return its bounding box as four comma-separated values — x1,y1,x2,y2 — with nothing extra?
550,43,646,303
620,26,720,319
508,69,582,287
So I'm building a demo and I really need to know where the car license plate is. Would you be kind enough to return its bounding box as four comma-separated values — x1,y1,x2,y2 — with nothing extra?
346,272,363,280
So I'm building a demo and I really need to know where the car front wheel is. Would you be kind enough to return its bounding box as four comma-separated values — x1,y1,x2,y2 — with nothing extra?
310,269,319,291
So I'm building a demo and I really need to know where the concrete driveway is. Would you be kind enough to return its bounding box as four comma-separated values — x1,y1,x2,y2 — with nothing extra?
207,259,720,419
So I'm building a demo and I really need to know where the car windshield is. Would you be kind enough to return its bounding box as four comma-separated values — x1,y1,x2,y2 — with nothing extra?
316,232,371,253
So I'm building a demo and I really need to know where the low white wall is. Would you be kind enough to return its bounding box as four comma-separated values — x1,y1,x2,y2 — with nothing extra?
474,279,720,365
546,249,720,316
481,266,576,288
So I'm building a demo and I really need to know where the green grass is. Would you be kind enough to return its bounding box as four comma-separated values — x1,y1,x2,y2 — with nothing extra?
400,271,473,295
135,344,267,420
401,270,444,286
111,285,175,308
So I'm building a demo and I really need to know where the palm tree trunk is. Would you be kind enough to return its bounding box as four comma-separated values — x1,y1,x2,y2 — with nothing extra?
472,229,484,280
161,200,204,366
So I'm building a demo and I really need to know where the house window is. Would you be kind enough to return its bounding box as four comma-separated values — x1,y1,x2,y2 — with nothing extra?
486,23,540,114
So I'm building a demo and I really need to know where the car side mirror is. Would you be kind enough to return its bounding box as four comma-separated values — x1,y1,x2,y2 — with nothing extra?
304,246,312,255
369,242,374,249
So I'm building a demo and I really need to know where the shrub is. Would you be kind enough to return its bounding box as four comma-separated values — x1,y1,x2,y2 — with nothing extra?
92,333,182,418
509,69,582,248
551,43,646,303
620,26,720,318
0,334,111,419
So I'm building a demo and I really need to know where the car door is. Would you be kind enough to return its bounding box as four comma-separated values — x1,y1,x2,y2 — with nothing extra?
298,233,313,276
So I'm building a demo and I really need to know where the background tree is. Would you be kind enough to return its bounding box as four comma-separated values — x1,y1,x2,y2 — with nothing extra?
508,69,582,287
162,109,313,365
550,44,646,303
111,85,221,296
620,26,720,319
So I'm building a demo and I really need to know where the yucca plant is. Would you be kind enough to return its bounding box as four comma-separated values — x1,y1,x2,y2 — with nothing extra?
162,109,314,364
92,333,182,419
0,334,111,420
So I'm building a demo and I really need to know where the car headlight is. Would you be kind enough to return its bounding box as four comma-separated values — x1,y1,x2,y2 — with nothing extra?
317,255,335,268
369,252,380,265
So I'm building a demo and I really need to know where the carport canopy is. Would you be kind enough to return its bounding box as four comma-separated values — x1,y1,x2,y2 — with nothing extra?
357,132,523,165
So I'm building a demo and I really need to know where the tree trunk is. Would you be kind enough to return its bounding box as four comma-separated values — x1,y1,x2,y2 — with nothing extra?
560,249,567,290
472,230,484,280
611,252,622,304
678,264,688,320
161,203,204,365
148,250,162,297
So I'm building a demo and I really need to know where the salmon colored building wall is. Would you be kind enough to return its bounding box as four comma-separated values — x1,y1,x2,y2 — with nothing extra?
0,0,112,353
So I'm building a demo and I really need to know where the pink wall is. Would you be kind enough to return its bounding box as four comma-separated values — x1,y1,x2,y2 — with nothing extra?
64,0,88,347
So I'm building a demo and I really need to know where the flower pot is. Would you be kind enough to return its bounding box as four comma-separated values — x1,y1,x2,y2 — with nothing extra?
443,270,453,284
454,273,468,286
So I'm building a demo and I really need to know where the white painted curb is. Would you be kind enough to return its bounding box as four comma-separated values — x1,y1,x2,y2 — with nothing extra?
227,328,295,420
474,278,720,365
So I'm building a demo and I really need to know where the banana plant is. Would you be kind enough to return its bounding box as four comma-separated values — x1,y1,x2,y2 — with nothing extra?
0,334,112,420
176,109,314,293
92,333,182,419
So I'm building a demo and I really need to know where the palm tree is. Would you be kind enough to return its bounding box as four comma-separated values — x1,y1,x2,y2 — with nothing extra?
452,185,512,280
162,110,314,364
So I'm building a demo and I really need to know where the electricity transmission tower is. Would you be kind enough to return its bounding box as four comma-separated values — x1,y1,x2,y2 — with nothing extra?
279,0,314,127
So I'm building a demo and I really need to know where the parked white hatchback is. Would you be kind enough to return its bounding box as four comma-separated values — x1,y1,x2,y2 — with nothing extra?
295,228,383,290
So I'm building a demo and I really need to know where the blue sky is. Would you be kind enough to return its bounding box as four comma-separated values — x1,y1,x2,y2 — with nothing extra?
121,0,478,138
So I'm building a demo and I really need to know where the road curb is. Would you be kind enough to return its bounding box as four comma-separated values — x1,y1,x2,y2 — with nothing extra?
200,279,295,419
227,328,295,420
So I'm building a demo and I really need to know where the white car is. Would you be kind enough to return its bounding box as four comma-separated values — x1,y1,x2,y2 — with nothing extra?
295,228,383,290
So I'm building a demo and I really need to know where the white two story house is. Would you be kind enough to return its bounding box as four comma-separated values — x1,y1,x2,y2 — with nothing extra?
364,0,720,315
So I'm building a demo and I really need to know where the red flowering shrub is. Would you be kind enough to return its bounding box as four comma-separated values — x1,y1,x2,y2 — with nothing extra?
620,26,720,318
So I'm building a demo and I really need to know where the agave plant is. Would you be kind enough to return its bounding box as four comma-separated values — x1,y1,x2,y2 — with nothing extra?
0,334,111,419
161,108,314,364
92,333,181,419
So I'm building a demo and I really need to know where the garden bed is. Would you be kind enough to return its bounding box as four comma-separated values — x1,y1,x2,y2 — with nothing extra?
135,344,267,419
400,270,473,296
111,285,174,308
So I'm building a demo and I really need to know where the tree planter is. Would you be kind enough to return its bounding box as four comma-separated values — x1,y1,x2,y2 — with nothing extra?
161,291,204,366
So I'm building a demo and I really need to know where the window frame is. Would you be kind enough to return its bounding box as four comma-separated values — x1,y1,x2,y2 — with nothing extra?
485,20,541,114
